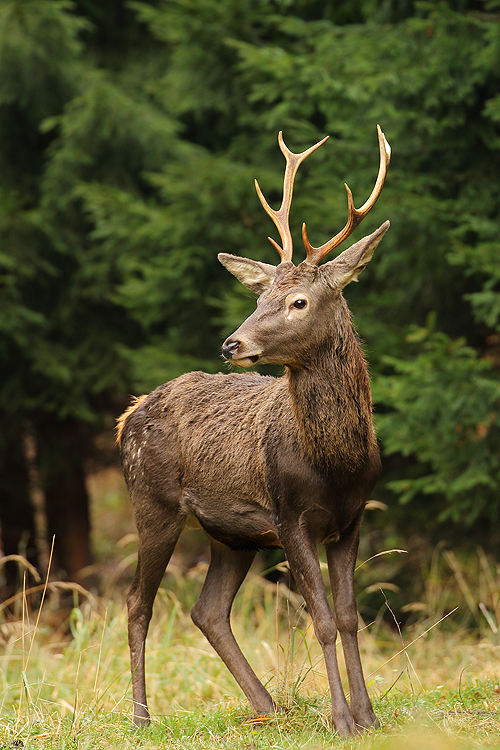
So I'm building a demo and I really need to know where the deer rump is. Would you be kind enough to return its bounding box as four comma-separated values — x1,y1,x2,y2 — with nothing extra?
118,127,390,738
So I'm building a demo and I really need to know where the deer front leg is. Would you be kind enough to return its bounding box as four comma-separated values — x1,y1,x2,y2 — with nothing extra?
191,539,275,714
280,526,356,737
326,517,379,731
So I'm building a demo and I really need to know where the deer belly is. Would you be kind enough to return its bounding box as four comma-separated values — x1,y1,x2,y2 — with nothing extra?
181,489,281,550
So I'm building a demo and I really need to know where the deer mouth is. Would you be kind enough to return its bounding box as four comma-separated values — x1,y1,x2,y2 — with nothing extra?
230,353,261,368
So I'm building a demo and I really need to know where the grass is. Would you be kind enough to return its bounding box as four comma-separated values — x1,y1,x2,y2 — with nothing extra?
1,561,500,749
1,469,500,748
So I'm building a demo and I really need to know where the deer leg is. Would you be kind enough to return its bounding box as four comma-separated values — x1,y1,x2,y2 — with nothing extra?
127,512,185,726
191,539,275,714
280,526,356,737
326,517,379,731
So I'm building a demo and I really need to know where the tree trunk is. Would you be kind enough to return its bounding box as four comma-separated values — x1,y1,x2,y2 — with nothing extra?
36,417,97,589
0,421,37,601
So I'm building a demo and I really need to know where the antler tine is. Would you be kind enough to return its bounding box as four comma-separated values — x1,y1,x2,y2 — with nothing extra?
302,125,391,265
255,131,329,263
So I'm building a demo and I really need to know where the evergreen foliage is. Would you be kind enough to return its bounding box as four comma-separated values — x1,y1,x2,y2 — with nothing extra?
1,0,500,575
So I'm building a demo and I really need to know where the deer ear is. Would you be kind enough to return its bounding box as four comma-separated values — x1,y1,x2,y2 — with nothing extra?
319,221,390,289
218,253,277,293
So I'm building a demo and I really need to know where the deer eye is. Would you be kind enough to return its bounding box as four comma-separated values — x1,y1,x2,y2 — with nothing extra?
293,299,307,310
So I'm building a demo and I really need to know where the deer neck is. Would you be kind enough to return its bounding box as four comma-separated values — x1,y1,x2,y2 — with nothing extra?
287,305,374,474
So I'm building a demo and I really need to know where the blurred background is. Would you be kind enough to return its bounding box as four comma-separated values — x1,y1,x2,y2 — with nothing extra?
1,0,500,628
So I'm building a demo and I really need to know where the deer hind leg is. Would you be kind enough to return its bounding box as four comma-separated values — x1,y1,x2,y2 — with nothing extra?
191,539,275,714
326,516,379,731
280,524,356,738
127,510,185,726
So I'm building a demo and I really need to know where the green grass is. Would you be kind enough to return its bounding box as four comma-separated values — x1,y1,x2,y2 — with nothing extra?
2,468,500,748
1,563,500,749
2,676,500,749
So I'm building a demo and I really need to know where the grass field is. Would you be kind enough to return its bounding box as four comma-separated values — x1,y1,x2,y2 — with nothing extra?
1,470,500,748
1,561,500,749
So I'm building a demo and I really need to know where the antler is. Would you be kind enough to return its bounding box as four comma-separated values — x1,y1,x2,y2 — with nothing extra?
255,131,329,263
302,125,391,265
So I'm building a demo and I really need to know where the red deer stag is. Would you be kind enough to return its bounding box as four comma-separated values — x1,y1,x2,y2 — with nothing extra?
117,126,391,737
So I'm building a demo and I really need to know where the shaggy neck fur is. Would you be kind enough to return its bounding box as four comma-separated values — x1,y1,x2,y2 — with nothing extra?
287,297,374,475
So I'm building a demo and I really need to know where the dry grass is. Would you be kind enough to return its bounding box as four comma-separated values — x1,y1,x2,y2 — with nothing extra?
1,468,500,747
1,553,500,748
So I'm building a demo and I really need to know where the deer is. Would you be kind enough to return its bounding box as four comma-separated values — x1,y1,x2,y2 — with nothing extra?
117,125,391,737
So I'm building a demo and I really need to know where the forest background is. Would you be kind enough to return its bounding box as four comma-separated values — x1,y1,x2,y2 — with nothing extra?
1,0,500,616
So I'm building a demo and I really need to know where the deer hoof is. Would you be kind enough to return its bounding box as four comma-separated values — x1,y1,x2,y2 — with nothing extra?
132,713,151,729
333,715,357,738
353,711,380,731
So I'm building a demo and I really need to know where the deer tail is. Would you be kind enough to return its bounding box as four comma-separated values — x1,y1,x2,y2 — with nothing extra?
116,394,148,447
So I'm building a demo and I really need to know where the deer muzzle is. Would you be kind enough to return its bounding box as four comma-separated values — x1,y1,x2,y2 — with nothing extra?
222,337,260,367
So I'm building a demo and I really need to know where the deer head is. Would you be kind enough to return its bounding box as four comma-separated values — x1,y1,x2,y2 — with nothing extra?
219,127,391,368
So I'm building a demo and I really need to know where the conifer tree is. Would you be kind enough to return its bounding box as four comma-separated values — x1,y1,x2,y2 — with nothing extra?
2,0,500,597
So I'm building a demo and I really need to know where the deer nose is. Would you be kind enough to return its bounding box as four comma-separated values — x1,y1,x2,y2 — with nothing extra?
222,339,240,360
